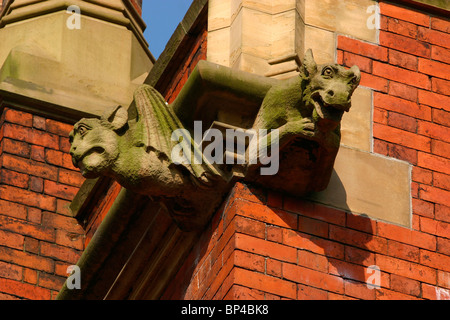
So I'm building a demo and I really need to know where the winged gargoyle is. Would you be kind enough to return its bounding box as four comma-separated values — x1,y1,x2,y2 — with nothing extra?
69,49,360,231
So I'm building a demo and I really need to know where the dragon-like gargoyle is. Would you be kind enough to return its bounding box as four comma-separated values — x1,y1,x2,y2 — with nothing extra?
69,49,360,231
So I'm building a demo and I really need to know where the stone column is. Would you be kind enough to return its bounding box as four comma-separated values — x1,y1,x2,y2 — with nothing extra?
0,0,154,119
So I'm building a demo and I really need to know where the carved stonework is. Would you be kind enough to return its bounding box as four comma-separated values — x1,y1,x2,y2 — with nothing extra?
69,49,360,231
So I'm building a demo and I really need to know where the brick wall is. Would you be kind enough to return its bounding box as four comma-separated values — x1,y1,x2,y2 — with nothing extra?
0,107,85,300
162,2,450,300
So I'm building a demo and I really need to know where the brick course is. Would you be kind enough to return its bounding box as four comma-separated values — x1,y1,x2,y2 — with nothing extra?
0,108,85,299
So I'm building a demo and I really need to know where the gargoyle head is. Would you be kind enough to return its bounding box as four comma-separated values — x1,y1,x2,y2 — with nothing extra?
301,49,360,131
69,106,128,179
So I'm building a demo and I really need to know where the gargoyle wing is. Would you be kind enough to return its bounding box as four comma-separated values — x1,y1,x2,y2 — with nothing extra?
132,84,224,187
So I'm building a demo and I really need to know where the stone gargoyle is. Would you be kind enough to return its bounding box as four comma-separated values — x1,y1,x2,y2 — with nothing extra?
69,49,360,231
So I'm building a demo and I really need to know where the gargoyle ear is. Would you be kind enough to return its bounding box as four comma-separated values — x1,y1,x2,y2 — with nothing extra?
102,105,128,131
301,49,317,78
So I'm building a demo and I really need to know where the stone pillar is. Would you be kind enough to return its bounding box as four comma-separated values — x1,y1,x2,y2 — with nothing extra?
0,0,154,119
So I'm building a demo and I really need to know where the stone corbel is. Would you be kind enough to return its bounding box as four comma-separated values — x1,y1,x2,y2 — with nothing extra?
69,49,360,231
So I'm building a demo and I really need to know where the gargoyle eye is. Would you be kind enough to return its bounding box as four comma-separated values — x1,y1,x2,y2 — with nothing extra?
77,125,90,137
322,67,333,77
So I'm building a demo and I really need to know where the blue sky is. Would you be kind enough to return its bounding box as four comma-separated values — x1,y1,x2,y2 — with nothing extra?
141,0,195,59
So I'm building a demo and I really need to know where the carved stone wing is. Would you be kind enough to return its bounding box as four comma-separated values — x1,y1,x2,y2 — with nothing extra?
132,84,225,187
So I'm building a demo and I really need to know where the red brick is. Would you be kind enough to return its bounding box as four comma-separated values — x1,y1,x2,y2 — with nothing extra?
431,17,450,33
42,211,83,234
373,108,388,124
328,258,371,284
373,139,389,156
380,2,430,26
30,145,45,162
234,267,297,299
298,250,328,273
434,172,450,191
390,274,421,297
1,153,58,181
266,258,282,277
2,123,59,149
283,262,344,294
344,246,375,266
388,82,418,103
378,221,436,251
27,207,42,224
433,108,450,127
55,229,84,251
386,17,418,38
59,136,72,153
0,261,22,281
0,168,29,189
38,272,66,291
374,92,431,120
298,215,328,238
0,215,55,242
388,49,418,71
24,237,39,254
412,198,434,218
373,61,430,89
376,288,420,300
420,184,450,209
346,213,376,234
227,199,296,230
266,225,282,243
45,149,63,167
283,199,346,226
58,168,84,188
3,108,33,127
297,284,328,300
376,254,436,284
283,228,345,260
29,176,44,193
419,58,450,81
387,112,417,132
32,115,46,130
379,31,430,58
438,271,450,289
438,237,450,256
0,199,27,220
432,77,450,96
235,233,297,263
0,246,54,273
387,143,417,164
418,26,450,49
422,283,450,300
432,45,450,65
418,90,450,112
0,185,56,212
0,278,51,300
337,36,388,61
40,242,81,265
45,119,73,137
360,72,388,92
420,249,450,272
234,215,265,239
373,123,431,152
44,180,78,201
0,229,24,250
1,138,30,158
223,285,265,300
436,204,450,223
329,225,387,254
344,280,376,300
343,52,372,73
418,152,450,175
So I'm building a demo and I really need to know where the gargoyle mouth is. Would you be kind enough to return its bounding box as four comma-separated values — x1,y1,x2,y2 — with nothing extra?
311,93,348,123
72,147,105,168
